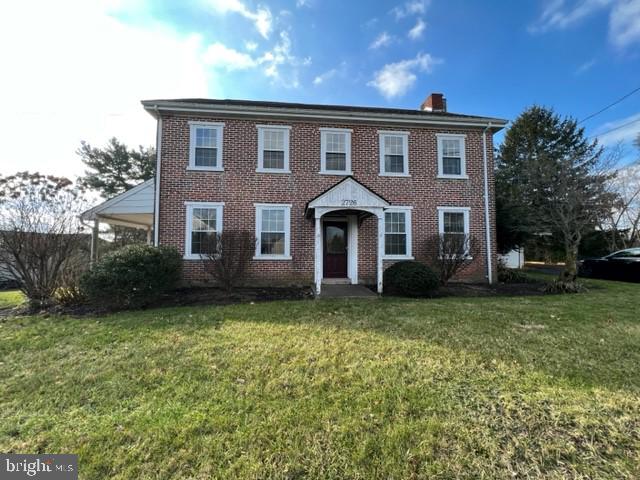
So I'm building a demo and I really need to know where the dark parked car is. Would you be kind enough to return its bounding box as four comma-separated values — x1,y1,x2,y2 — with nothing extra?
578,248,640,282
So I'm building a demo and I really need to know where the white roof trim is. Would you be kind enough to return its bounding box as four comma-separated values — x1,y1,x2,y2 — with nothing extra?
81,179,154,220
308,177,389,210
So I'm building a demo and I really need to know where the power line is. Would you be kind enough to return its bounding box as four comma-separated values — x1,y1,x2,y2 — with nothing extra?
589,116,640,139
578,85,640,124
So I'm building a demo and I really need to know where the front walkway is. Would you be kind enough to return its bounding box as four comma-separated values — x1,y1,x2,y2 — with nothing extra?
318,284,378,298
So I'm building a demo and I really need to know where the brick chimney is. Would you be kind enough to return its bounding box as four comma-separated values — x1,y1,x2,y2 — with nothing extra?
420,93,446,112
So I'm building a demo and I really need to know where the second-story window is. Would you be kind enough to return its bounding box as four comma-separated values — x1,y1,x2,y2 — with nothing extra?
320,128,352,174
257,125,290,173
379,131,409,176
188,121,224,171
437,134,466,178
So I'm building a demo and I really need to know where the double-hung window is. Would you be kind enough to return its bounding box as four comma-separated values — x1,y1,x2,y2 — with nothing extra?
437,134,466,178
383,207,413,259
257,125,290,173
437,207,471,257
189,122,224,171
379,131,409,176
255,204,292,259
185,202,224,259
320,128,352,174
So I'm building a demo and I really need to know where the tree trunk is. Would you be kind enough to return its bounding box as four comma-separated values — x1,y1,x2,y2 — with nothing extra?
561,241,579,282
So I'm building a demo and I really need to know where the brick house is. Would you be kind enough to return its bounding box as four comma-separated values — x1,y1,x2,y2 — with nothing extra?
84,94,507,294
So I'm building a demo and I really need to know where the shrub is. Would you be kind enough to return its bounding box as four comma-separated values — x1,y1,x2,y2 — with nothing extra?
426,233,480,285
383,261,439,297
201,230,256,292
81,244,181,309
544,279,587,294
497,260,535,284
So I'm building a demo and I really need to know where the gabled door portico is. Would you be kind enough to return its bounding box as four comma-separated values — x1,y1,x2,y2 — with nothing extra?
307,177,390,295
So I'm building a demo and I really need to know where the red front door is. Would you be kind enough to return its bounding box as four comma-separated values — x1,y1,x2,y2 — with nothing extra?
323,221,348,278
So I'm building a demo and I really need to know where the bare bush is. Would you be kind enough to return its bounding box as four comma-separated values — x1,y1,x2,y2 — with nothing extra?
0,172,89,308
427,233,480,285
202,230,256,292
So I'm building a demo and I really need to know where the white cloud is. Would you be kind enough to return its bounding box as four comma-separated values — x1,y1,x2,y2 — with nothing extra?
408,18,426,39
256,31,307,88
312,62,346,86
575,58,597,74
207,0,273,38
391,0,429,19
0,0,213,178
529,0,640,48
245,40,258,51
296,0,311,7
370,32,393,49
367,53,441,99
203,42,256,70
609,0,640,47
593,112,640,145
313,69,337,85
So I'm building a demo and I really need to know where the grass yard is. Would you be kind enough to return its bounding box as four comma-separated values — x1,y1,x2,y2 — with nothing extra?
0,290,23,309
1,279,639,479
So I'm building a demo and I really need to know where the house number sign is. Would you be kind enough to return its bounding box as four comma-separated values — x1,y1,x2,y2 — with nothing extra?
341,199,357,206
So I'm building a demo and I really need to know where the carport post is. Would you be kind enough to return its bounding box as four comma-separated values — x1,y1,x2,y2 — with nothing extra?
90,219,99,266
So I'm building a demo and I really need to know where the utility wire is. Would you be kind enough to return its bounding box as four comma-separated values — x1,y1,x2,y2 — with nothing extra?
589,116,640,139
578,85,640,124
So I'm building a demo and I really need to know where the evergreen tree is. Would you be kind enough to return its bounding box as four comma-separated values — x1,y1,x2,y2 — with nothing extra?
496,106,617,281
78,137,155,198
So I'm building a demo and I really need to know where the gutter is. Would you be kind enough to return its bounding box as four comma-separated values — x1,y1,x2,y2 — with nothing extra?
142,102,508,131
153,105,162,246
482,123,493,284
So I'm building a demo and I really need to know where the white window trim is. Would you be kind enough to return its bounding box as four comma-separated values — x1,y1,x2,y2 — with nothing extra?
383,206,414,260
320,128,352,175
256,125,291,173
378,131,410,177
437,206,472,258
188,121,224,171
254,203,292,260
436,133,468,179
184,201,224,260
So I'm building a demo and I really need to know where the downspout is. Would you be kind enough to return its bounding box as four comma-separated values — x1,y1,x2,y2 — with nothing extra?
482,122,493,284
153,106,162,246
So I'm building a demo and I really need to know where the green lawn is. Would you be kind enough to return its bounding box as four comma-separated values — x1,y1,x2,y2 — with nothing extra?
0,290,23,309
1,279,639,479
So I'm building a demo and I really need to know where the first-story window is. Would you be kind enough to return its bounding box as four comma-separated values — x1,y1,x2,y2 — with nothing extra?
189,122,224,171
383,207,413,258
257,125,290,172
185,202,224,258
255,204,292,259
437,207,471,256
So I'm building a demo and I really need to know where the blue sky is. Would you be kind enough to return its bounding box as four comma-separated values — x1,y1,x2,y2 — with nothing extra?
1,0,639,176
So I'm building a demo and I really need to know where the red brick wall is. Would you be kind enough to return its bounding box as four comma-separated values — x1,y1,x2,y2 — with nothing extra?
157,113,497,286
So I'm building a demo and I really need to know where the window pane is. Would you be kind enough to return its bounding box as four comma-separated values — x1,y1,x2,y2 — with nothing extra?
261,232,285,255
385,234,406,255
196,127,216,148
325,226,346,254
385,155,405,173
443,212,465,233
263,150,285,169
442,157,461,175
191,231,217,255
192,208,217,231
263,130,284,150
325,132,345,153
384,135,403,155
195,147,217,167
442,138,460,156
385,212,406,233
261,209,285,232
326,152,346,171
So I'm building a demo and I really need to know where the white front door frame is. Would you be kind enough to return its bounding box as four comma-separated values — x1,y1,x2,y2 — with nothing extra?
314,207,383,295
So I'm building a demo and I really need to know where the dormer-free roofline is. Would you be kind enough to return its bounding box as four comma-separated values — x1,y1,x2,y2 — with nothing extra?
141,98,508,132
